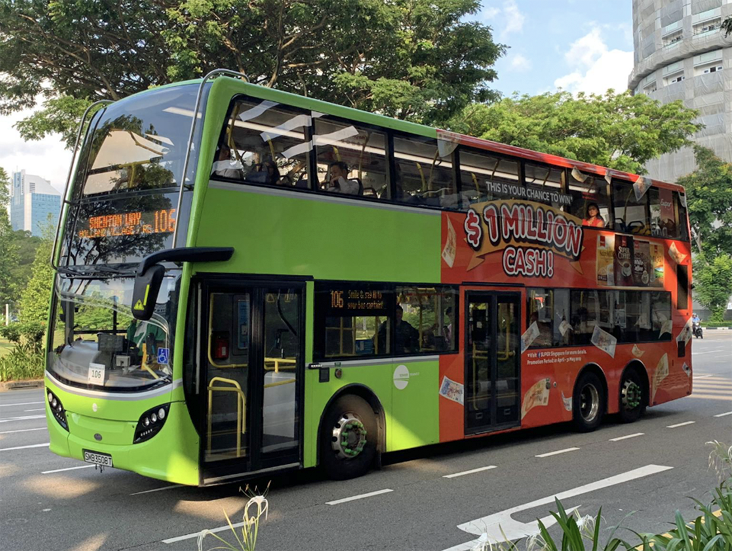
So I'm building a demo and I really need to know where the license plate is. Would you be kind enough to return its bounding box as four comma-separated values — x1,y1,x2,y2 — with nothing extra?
83,450,113,467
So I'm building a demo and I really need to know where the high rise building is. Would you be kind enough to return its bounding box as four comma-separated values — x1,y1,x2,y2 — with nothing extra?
628,0,732,183
9,170,61,236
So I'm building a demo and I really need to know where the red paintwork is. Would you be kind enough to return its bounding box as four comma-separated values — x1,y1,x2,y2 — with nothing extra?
434,130,693,443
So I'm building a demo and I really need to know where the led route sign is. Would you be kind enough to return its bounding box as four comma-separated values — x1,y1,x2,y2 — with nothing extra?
78,209,177,239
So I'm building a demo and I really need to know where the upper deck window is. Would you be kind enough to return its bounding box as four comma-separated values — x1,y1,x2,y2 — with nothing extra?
613,180,649,235
393,136,455,207
215,99,313,189
567,172,611,228
458,148,519,210
314,118,387,199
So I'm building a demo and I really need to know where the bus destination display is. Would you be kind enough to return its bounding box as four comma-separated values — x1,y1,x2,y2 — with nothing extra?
325,285,393,316
77,209,176,239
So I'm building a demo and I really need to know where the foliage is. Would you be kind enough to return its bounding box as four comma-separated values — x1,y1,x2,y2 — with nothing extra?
8,230,42,304
0,168,19,307
0,322,45,381
198,486,269,551
694,254,732,322
447,91,703,175
677,146,732,258
0,0,505,145
18,219,55,325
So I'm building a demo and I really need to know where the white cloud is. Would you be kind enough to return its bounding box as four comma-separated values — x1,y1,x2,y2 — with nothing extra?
480,0,524,39
501,0,525,37
554,27,634,95
508,53,532,72
0,107,71,193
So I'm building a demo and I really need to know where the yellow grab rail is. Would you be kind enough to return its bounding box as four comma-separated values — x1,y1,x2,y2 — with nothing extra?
263,357,297,372
207,377,247,458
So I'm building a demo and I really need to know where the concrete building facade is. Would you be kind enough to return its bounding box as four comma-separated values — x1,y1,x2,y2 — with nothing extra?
629,0,732,183
9,170,61,236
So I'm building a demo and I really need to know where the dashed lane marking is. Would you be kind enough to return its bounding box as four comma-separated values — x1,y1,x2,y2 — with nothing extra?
535,447,580,458
444,465,497,478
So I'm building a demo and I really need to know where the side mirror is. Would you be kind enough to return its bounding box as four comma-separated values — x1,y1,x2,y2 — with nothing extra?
131,265,165,321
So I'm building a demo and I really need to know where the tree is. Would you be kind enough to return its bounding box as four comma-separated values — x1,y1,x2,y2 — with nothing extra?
1,0,505,145
18,219,54,326
0,168,19,310
676,146,732,257
447,90,703,175
694,254,732,322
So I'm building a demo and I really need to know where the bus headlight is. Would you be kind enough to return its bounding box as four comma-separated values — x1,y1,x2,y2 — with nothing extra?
46,389,68,431
133,404,171,444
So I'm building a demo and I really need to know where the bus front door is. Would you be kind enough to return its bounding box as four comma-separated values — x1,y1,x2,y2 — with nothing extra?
201,282,303,483
465,292,521,435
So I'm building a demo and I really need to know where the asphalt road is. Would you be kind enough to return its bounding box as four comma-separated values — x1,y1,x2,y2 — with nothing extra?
1,332,730,551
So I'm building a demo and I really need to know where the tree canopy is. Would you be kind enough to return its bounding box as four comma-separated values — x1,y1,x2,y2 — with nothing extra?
0,169,19,309
0,0,505,145
677,146,732,258
447,90,703,175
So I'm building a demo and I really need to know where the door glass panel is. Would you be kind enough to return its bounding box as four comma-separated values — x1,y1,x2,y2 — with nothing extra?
496,298,520,425
206,292,250,462
262,289,300,455
466,299,492,431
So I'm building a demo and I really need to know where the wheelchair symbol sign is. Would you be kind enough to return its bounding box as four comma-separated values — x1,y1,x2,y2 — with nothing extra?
157,348,170,365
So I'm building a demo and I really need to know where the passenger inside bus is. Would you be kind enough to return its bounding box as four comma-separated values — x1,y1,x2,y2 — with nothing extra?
582,202,605,228
212,144,243,179
376,305,419,354
326,161,362,195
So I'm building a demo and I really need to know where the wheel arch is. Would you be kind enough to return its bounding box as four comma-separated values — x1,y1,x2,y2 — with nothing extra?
573,363,609,406
316,384,386,467
620,360,649,408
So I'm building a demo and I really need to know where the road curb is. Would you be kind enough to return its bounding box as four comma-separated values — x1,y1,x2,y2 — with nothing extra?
0,379,44,392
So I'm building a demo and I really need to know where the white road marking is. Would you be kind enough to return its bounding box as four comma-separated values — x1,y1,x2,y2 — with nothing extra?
535,447,580,458
693,350,724,355
162,489,393,544
609,433,644,442
0,402,43,407
24,408,45,412
0,443,49,452
0,415,46,423
441,464,673,551
42,465,96,474
130,485,183,496
694,374,714,379
444,465,497,478
667,421,696,428
714,411,732,418
0,427,46,434
326,488,393,505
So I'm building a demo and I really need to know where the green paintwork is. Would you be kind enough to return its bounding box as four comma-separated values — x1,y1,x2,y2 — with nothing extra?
193,188,441,282
45,378,199,486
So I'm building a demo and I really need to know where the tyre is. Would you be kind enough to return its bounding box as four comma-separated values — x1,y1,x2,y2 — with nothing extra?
320,395,378,480
573,371,605,432
618,369,646,423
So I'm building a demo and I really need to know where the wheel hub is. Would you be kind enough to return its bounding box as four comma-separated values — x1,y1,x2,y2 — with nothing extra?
331,413,367,460
622,380,641,410
580,384,599,422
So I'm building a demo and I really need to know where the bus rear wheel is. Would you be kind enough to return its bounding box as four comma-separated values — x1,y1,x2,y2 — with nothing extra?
619,369,646,423
320,395,377,480
573,371,605,432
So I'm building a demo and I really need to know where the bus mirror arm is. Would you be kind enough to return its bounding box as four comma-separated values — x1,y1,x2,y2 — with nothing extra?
131,247,235,320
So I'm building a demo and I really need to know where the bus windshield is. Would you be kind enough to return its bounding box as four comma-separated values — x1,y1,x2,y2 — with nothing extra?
47,273,180,391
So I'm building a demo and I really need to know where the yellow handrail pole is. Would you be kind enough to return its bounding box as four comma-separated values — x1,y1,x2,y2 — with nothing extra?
207,377,247,458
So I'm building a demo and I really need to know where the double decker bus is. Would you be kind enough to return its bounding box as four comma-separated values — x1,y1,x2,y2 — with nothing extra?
45,71,693,485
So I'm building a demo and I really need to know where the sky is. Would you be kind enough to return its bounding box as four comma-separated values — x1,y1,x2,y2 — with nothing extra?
0,0,635,192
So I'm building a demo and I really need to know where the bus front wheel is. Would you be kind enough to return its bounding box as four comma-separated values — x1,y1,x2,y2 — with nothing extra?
573,371,605,432
320,395,378,480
